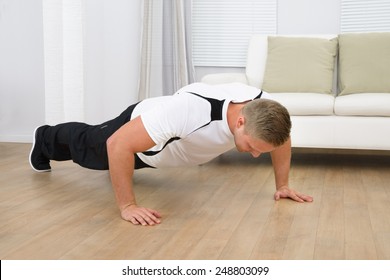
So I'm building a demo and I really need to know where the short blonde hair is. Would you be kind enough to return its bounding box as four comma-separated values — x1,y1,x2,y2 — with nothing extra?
241,99,291,147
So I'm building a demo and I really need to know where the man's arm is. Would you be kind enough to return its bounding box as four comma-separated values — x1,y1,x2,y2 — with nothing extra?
270,137,313,203
106,116,162,225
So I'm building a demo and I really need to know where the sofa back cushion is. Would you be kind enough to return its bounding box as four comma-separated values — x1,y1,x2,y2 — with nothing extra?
245,35,338,91
338,32,390,95
261,36,338,94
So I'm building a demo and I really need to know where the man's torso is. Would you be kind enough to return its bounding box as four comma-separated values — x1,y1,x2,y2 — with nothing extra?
131,83,268,168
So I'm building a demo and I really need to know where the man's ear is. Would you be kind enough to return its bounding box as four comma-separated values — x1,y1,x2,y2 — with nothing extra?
237,115,246,128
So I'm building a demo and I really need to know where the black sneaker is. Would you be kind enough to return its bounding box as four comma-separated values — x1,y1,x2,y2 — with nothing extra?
29,125,51,172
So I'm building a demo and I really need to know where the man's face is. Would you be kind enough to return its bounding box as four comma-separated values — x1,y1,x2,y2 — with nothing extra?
233,120,276,158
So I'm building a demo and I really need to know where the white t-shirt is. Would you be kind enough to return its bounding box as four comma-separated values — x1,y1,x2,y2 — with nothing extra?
131,83,271,168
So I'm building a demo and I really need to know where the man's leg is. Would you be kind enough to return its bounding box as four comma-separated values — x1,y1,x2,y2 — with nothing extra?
29,104,138,171
29,122,113,171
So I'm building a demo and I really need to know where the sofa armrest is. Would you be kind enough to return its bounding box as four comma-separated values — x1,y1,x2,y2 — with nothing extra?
200,73,248,85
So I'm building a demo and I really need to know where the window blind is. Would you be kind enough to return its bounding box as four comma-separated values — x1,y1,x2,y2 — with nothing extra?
192,0,277,67
341,0,390,32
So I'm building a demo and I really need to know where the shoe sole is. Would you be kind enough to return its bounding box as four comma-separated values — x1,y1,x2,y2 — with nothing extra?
29,126,51,172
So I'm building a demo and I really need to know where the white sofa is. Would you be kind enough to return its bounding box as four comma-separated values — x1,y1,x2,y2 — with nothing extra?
201,33,390,150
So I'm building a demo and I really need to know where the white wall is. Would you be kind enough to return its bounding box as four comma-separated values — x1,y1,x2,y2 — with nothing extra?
278,0,340,34
0,0,45,142
0,0,142,142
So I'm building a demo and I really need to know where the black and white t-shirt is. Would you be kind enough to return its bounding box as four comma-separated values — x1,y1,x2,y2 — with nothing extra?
131,83,271,168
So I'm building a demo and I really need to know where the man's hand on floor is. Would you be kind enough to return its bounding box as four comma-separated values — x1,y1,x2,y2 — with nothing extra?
121,204,162,226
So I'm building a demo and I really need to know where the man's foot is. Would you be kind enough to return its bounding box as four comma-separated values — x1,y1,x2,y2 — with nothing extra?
29,125,51,172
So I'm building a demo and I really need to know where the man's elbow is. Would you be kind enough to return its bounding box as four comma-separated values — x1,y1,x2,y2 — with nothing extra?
106,134,135,157
106,135,120,156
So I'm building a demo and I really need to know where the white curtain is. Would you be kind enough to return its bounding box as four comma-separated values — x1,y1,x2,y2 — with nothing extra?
138,0,194,100
42,0,85,124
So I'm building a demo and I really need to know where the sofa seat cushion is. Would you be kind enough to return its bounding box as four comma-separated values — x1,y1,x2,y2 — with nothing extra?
334,93,390,116
270,92,335,116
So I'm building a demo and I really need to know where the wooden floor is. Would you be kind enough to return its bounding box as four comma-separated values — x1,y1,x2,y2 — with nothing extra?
1,142,390,260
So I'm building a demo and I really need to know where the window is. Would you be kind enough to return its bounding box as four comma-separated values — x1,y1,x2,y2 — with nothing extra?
341,0,390,32
192,0,277,67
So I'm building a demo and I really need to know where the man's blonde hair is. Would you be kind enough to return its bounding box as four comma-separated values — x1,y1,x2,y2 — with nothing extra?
241,99,291,147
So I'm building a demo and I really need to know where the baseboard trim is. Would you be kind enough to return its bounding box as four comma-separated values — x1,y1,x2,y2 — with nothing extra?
0,134,33,143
